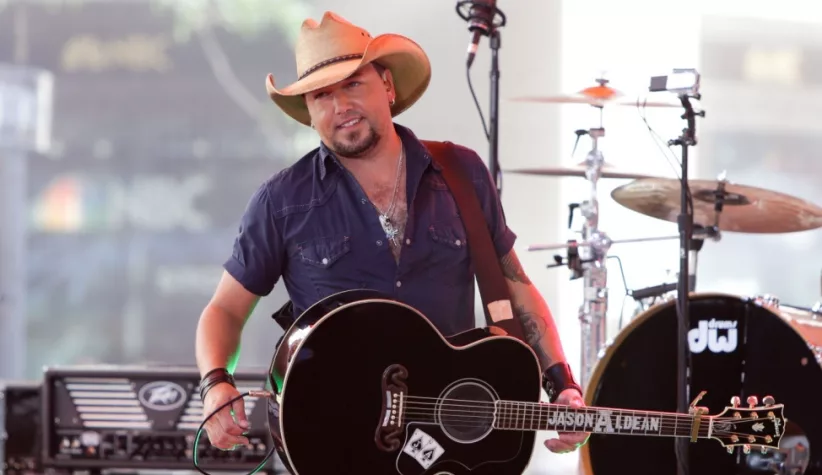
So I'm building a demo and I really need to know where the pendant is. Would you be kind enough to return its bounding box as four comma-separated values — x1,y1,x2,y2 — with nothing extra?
379,215,398,243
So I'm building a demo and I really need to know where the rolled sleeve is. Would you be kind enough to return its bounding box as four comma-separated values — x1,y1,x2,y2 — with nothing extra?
223,182,283,296
470,152,517,257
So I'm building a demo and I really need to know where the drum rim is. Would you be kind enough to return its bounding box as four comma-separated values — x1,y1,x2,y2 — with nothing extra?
577,292,756,475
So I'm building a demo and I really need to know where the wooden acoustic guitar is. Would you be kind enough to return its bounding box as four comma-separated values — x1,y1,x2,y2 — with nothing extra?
264,290,786,474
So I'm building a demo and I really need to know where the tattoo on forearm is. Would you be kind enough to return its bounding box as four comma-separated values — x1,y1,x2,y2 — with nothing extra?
500,251,532,285
514,305,553,368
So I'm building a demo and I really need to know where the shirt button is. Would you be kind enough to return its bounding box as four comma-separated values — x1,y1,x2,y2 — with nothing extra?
405,238,411,246
321,258,329,265
376,240,383,246
455,239,462,246
361,198,367,204
396,281,402,288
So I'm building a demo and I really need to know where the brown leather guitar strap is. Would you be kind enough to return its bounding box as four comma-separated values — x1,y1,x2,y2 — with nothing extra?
421,140,526,343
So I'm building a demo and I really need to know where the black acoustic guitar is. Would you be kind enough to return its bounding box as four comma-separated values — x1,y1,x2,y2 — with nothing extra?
265,290,786,475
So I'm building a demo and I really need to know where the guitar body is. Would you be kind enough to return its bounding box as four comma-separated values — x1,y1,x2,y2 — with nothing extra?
265,290,542,475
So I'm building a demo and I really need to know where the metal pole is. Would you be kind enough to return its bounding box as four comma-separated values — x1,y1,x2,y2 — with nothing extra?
0,63,54,380
577,123,611,390
0,149,27,380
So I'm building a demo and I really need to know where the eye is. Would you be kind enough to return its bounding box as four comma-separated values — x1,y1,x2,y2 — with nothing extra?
314,91,329,99
346,81,361,88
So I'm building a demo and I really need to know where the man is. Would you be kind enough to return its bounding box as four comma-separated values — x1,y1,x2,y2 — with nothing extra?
195,11,589,458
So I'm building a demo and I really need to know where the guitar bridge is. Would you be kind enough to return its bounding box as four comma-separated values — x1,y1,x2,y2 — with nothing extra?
375,364,408,452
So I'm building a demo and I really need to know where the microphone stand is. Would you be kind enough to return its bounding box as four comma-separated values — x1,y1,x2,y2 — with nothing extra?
488,29,501,196
669,92,702,475
456,1,507,197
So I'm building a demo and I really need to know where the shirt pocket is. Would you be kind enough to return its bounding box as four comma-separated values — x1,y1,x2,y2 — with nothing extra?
294,235,352,269
425,220,471,287
291,235,363,298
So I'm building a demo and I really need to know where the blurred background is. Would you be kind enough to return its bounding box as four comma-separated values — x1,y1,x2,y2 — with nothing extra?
3,0,822,474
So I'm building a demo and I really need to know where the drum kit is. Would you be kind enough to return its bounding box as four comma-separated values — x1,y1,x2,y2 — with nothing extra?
507,78,822,475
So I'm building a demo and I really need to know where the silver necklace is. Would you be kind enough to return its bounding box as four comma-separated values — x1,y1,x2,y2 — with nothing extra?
377,146,404,245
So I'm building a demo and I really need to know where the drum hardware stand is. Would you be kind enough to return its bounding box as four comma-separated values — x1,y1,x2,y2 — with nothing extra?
668,86,704,475
567,109,613,391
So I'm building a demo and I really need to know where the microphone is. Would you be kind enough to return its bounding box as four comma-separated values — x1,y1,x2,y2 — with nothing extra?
456,0,505,68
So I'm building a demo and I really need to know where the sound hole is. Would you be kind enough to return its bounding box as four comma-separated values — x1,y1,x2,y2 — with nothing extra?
437,381,495,444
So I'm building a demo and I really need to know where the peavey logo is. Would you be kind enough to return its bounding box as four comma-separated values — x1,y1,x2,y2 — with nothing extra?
137,381,187,411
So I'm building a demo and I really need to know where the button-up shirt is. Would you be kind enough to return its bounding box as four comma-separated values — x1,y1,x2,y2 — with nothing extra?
224,124,516,336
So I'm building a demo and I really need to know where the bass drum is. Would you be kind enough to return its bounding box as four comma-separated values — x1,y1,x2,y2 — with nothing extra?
579,293,822,475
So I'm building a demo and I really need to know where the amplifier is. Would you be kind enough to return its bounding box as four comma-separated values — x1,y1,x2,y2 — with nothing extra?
41,365,280,473
1,381,41,475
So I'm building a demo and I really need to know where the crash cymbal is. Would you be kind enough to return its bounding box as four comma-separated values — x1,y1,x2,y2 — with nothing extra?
510,77,680,108
611,177,822,233
509,94,680,108
506,162,657,180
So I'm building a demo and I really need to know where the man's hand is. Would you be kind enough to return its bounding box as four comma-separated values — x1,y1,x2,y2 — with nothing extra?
544,389,590,454
202,383,250,450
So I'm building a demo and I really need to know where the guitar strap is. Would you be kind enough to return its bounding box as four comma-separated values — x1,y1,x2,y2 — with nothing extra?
421,140,527,343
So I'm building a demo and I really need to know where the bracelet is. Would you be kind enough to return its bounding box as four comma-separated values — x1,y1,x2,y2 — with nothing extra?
199,368,236,402
542,362,583,403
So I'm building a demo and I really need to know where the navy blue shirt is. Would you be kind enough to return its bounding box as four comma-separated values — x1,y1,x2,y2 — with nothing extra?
224,124,516,336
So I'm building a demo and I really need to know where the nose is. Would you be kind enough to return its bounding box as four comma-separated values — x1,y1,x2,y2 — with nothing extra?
332,92,353,115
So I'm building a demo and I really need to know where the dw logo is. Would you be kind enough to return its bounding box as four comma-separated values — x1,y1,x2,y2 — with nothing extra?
688,319,738,354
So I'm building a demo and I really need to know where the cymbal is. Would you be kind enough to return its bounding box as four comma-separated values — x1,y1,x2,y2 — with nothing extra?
510,79,679,108
509,94,680,108
611,177,822,233
506,162,657,180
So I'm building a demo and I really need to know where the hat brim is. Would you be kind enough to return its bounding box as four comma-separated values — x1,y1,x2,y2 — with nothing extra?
266,34,431,126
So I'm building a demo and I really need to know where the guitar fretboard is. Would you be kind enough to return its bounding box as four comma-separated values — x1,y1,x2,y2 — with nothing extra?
494,401,708,438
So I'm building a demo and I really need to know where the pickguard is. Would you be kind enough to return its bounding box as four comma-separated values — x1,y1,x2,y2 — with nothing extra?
396,424,455,475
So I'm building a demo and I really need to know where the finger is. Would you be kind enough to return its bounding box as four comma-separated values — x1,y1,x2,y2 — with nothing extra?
211,408,249,446
232,398,250,430
568,397,584,408
544,438,577,454
558,432,589,445
217,405,246,437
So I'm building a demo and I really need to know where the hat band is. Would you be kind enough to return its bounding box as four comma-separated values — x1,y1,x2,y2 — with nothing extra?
298,53,364,80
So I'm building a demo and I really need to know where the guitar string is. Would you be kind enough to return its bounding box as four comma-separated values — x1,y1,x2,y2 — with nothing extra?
399,408,776,434
400,395,776,421
394,399,777,440
403,393,778,413
401,402,776,422
400,399,775,423
397,411,772,441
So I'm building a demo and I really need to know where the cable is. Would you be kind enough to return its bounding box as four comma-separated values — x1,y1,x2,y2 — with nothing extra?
635,97,694,215
606,255,630,331
193,390,276,475
466,64,490,141
634,97,695,475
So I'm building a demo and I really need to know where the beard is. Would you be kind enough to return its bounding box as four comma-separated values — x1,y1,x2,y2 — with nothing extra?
330,121,381,158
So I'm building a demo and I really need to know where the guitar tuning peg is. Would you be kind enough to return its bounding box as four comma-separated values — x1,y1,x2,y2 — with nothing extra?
747,395,758,407
743,445,751,454
730,396,741,407
760,446,768,454
762,395,775,406
726,446,734,454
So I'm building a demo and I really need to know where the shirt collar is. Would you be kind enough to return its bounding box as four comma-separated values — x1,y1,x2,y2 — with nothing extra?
315,123,441,180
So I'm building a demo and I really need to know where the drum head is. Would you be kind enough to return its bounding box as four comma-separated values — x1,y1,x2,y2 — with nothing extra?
580,294,822,475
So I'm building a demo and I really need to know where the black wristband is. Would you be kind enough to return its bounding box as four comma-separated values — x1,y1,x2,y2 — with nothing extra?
199,368,236,402
542,362,583,403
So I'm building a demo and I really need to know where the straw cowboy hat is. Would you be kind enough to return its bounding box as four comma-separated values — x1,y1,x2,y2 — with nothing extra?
266,11,432,126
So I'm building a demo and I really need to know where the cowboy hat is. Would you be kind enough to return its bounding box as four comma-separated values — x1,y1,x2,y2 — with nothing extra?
266,11,432,126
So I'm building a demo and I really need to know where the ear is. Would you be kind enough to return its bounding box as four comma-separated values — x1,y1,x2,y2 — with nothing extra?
381,68,395,94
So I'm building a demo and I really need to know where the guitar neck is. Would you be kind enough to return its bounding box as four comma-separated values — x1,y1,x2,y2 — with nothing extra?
494,401,708,439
